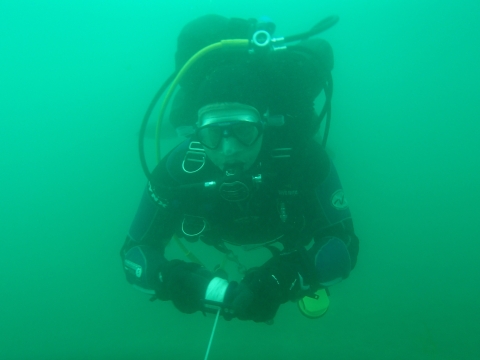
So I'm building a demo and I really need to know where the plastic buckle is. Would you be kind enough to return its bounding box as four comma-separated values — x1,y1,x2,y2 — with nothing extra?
182,141,206,173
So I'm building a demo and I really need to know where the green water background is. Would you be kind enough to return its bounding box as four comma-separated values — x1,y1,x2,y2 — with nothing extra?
1,0,479,359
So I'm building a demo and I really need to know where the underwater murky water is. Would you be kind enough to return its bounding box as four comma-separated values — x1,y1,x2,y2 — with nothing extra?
1,0,479,359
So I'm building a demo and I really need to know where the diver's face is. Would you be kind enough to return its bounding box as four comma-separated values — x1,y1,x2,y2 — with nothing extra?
204,130,263,174
196,103,264,174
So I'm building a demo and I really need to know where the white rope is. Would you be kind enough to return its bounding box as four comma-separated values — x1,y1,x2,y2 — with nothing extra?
204,307,221,360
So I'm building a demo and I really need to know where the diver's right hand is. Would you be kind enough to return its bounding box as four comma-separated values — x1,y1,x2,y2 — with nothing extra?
158,260,214,314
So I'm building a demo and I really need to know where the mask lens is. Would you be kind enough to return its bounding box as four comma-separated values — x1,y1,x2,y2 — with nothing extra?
232,122,259,146
197,126,224,149
197,121,261,149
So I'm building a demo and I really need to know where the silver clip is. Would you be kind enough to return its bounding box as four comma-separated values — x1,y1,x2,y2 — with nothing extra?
252,174,262,185
279,201,287,223
271,37,287,51
271,147,292,159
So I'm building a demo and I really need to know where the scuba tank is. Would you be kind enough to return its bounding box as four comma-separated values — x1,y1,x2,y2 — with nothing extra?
138,14,338,185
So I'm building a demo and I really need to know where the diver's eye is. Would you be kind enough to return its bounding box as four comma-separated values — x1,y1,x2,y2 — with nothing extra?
197,126,223,149
232,122,259,145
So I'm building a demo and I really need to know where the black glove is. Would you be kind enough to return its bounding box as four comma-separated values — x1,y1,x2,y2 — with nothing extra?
158,260,213,314
224,262,298,322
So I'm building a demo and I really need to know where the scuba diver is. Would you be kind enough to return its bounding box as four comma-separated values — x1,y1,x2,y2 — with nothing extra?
121,14,359,323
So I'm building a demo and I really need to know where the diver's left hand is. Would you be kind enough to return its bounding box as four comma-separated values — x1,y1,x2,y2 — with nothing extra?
224,266,294,322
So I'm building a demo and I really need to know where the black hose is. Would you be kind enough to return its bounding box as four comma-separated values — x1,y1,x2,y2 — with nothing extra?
310,15,339,35
138,71,177,182
321,72,333,148
283,15,339,43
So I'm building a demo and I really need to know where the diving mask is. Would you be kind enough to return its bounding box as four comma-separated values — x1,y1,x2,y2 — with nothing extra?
196,103,264,150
